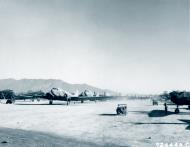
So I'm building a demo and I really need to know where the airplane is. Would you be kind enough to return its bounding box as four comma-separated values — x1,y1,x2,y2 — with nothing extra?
17,91,45,101
0,90,45,104
0,89,15,103
79,90,94,97
45,87,75,105
71,90,115,103
37,88,114,104
160,91,190,113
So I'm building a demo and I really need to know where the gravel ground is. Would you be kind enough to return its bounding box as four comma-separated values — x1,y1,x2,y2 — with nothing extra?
0,98,190,147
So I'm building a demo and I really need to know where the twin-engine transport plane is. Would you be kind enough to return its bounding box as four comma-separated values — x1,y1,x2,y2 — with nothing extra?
169,91,190,113
0,90,45,104
46,88,112,104
161,91,190,113
45,88,74,105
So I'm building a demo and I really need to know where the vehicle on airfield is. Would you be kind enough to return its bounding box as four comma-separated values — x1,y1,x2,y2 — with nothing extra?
152,99,158,105
160,91,190,113
116,104,127,115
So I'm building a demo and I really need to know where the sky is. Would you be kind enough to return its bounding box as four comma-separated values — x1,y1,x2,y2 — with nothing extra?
0,0,189,94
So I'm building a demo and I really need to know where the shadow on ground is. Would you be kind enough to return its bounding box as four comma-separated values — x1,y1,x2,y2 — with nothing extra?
132,117,190,131
99,114,117,116
133,119,190,130
178,119,190,130
148,110,190,117
0,127,121,147
15,103,67,106
134,120,190,130
127,110,174,117
148,110,174,117
134,122,186,125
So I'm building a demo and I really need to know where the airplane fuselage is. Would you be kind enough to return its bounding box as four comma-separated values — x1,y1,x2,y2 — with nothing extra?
170,91,190,106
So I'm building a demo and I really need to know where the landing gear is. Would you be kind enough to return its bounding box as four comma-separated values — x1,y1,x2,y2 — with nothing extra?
81,99,84,103
188,105,190,110
49,100,53,105
175,106,179,114
6,99,12,104
67,99,70,105
68,99,71,105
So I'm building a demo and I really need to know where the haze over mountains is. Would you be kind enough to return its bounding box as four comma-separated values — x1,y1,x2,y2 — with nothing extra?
0,79,116,95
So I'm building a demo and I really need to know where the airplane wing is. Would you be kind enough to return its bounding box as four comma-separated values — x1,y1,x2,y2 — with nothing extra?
70,96,115,101
13,91,45,100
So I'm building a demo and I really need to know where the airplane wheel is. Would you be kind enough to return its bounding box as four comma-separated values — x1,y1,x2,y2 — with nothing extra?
81,100,84,103
116,108,122,115
175,108,179,114
49,100,53,105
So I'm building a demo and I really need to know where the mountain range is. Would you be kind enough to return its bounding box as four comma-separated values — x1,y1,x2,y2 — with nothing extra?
0,79,117,95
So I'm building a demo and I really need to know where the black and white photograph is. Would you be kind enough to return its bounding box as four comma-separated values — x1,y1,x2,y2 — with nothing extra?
0,0,189,147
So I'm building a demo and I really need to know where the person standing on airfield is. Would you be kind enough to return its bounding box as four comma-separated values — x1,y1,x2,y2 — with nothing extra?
164,103,168,114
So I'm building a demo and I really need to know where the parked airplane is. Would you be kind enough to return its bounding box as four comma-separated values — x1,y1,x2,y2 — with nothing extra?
160,91,190,113
79,90,94,97
45,87,76,105
45,88,112,104
0,89,15,103
0,90,45,104
39,88,113,104
71,90,114,103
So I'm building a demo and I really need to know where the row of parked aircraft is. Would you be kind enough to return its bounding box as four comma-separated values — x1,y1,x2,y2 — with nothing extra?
2,88,190,114
0,88,114,105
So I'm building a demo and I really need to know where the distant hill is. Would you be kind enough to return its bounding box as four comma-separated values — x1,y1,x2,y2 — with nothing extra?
0,79,117,95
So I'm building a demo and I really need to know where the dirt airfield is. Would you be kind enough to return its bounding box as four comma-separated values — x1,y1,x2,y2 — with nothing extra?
0,98,190,147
